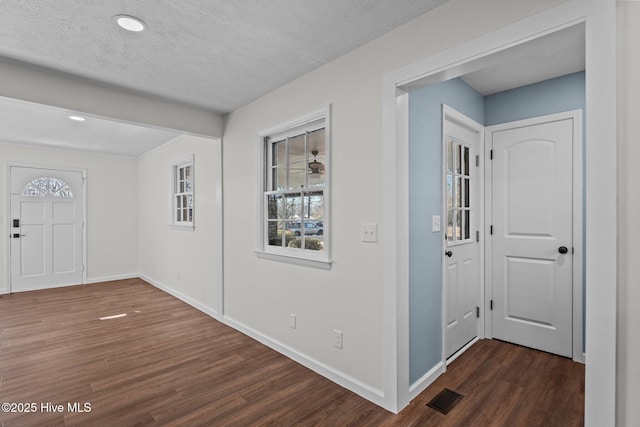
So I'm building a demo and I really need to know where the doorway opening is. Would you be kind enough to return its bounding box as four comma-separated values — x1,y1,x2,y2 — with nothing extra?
384,4,617,423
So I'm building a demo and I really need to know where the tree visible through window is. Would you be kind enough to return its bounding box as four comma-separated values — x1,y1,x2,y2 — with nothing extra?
262,113,329,260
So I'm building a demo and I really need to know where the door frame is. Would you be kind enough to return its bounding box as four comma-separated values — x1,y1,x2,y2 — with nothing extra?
441,105,485,365
6,162,87,292
382,0,616,422
483,110,584,363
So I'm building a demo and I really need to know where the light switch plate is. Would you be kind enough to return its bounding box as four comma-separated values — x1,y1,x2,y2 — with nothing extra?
361,223,378,242
432,215,441,232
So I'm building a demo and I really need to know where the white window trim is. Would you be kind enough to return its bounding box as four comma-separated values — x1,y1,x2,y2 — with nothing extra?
256,105,331,269
170,153,195,231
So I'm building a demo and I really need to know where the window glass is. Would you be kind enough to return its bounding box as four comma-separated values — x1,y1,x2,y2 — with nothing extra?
171,157,194,227
263,114,328,260
23,177,73,197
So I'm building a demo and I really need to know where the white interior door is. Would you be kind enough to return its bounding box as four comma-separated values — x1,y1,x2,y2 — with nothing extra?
443,107,482,359
10,166,84,292
489,115,574,357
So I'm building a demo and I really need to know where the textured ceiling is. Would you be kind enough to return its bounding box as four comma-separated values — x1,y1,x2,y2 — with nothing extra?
0,0,449,114
0,2,585,157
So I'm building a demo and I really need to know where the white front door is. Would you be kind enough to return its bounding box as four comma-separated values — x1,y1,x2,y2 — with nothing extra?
489,114,575,357
443,107,482,359
9,166,84,292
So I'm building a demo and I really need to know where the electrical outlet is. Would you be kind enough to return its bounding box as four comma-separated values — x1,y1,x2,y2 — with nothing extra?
290,313,296,329
334,329,343,349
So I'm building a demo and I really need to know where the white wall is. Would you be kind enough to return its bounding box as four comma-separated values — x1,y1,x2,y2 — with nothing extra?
222,0,567,398
0,141,138,293
138,134,220,316
617,2,640,425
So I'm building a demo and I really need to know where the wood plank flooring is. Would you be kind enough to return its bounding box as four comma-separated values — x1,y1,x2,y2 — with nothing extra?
0,279,584,426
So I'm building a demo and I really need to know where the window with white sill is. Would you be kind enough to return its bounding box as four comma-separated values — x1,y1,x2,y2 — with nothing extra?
258,109,330,266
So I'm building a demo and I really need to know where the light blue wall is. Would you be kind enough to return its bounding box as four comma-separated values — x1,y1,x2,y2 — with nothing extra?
408,78,484,384
408,72,585,385
485,72,585,125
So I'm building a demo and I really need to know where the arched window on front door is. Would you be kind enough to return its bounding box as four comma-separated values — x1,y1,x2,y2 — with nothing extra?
22,177,74,197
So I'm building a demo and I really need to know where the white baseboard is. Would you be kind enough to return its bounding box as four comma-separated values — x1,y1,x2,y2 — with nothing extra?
139,274,219,320
222,315,389,411
408,361,445,401
136,275,390,411
85,274,139,285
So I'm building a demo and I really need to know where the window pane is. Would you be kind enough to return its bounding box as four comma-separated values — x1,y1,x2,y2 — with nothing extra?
309,128,325,154
446,139,453,174
455,177,461,208
456,144,462,174
305,191,324,221
267,221,282,247
464,178,470,208
446,175,453,210
176,195,182,209
274,166,286,190
447,210,454,242
464,146,470,175
289,134,306,163
267,194,283,219
464,209,470,240
455,208,462,240
289,163,306,189
179,167,184,180
283,194,301,220
275,140,287,165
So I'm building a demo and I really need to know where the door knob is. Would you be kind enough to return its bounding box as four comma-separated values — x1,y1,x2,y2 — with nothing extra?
558,246,568,254
445,250,453,257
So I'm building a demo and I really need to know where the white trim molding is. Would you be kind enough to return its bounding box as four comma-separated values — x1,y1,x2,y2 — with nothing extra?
222,315,386,408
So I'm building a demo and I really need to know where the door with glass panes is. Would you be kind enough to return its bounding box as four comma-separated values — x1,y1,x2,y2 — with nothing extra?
443,108,481,359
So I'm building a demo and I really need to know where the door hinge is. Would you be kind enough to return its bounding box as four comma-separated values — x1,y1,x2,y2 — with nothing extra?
490,225,493,235
490,149,494,160
490,300,494,310
476,230,480,242
476,155,479,167
476,306,480,318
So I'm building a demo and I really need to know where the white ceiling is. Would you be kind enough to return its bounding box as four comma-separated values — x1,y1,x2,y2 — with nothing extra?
460,23,585,95
0,2,585,157
0,0,449,114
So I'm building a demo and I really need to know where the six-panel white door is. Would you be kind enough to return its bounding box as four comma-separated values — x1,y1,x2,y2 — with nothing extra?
489,117,574,357
444,109,481,359
10,166,84,292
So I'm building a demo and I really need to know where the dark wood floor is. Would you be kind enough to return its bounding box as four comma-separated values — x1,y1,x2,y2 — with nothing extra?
0,279,584,426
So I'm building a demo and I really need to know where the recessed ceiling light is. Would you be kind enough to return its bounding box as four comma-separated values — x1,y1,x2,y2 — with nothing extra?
69,115,86,122
114,14,146,32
